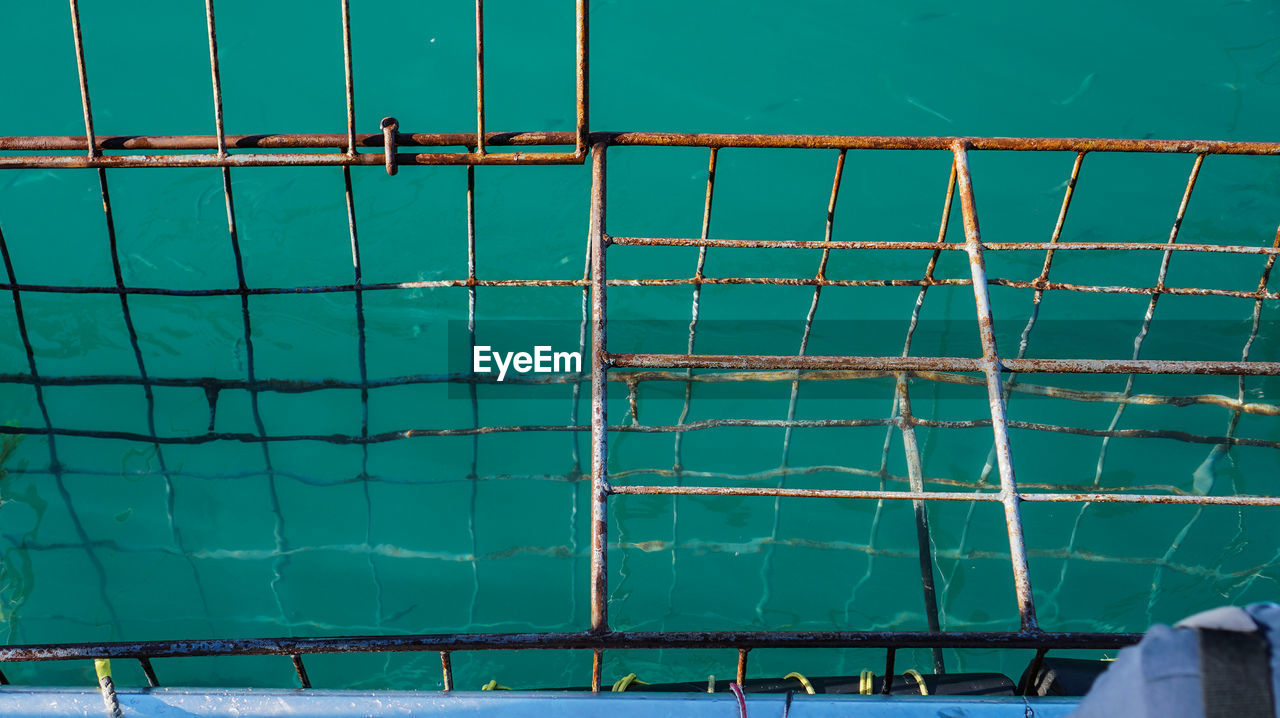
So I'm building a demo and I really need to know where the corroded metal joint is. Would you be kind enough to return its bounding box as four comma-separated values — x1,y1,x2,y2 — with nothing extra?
381,117,399,176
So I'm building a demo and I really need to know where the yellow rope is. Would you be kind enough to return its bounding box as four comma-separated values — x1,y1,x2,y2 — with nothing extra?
481,679,510,691
904,669,928,695
611,673,649,692
783,671,815,695
94,659,123,718
707,675,715,693
859,669,875,695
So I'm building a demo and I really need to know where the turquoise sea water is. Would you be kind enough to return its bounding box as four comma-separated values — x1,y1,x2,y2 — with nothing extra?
1,0,1280,691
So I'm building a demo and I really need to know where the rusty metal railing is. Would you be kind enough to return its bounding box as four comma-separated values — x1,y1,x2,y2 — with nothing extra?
2,131,1278,692
1,0,588,169
0,0,1278,697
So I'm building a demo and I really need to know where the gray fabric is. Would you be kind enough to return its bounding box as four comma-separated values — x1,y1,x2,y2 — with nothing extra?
1178,606,1259,632
1199,628,1273,718
1245,603,1280,717
1070,602,1279,718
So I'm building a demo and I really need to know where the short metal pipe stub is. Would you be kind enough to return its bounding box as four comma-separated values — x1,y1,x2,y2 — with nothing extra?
381,117,399,175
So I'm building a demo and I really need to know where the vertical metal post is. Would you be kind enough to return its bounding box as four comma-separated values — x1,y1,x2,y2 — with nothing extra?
440,651,453,691
589,143,610,639
138,657,159,687
204,0,227,158
588,142,609,696
951,142,1038,631
897,379,945,672
474,0,485,156
290,654,311,688
673,148,718,471
465,165,482,626
587,143,609,694
591,649,604,693
575,0,588,156
67,0,97,158
340,0,356,157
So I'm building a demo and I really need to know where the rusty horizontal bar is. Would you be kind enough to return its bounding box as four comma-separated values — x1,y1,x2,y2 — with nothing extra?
609,276,1276,300
999,358,1280,374
0,150,585,169
609,485,1280,506
610,355,975,371
1017,492,1280,505
0,131,576,152
608,236,1280,255
4,132,1280,156
985,279,1273,300
608,353,1280,375
0,629,1142,663
612,486,995,501
2,132,1278,170
599,133,1280,154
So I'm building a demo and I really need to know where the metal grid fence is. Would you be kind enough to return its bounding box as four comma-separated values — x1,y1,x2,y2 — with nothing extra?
0,0,1278,697
0,0,588,168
